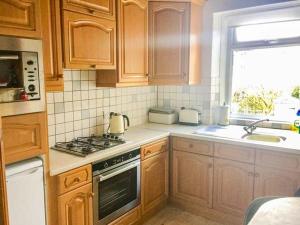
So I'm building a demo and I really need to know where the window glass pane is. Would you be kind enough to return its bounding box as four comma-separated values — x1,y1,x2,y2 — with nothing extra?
235,20,300,42
231,46,300,121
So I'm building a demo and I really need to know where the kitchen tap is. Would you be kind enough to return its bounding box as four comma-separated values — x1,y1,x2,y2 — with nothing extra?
243,119,270,135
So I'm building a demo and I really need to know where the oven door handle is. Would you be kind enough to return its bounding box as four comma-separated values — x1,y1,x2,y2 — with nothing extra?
98,161,140,182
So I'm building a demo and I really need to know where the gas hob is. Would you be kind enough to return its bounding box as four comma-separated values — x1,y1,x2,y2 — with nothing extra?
51,134,126,157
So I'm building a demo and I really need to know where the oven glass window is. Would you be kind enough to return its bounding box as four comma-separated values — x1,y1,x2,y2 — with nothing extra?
0,51,21,88
98,167,137,220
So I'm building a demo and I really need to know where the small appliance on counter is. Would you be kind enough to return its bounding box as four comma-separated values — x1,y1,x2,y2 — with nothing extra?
109,112,130,135
179,107,201,126
217,103,230,126
148,107,178,124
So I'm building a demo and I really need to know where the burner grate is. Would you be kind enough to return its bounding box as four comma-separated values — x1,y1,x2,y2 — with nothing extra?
51,134,126,157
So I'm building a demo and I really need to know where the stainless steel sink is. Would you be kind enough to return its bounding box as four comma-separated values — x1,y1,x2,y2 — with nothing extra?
242,134,286,143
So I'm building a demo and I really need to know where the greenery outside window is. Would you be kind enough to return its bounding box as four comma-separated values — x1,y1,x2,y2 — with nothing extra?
226,20,300,122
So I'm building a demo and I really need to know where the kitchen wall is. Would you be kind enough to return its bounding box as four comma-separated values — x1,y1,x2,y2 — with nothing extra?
47,70,157,147
47,0,294,146
158,0,294,124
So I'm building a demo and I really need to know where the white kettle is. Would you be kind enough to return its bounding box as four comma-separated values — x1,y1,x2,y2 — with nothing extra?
109,112,130,135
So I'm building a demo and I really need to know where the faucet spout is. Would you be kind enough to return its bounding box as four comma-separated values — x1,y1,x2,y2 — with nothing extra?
243,119,270,135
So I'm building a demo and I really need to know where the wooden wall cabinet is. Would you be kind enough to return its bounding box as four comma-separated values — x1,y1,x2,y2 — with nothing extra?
41,0,64,92
63,10,116,70
63,0,115,20
172,150,213,208
96,0,148,87
141,139,169,217
148,0,203,85
57,183,93,225
0,0,42,38
2,112,47,164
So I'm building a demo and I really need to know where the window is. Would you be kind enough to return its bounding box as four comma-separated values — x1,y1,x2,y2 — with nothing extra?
226,19,300,122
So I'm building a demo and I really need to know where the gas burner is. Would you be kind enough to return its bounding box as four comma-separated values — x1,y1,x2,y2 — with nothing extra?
52,134,126,157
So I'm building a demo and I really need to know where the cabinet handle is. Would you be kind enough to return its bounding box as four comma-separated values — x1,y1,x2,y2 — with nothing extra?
87,8,95,14
89,192,95,198
145,150,152,155
248,172,254,177
66,177,80,187
189,143,194,148
90,64,96,68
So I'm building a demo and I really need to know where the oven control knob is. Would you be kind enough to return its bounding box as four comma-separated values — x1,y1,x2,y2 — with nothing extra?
28,84,35,92
129,153,132,159
104,162,109,168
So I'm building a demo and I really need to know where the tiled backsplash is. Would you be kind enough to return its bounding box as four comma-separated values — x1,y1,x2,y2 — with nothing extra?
47,70,157,147
157,76,220,124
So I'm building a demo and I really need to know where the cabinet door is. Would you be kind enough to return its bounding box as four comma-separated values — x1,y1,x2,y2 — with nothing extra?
0,0,41,38
213,158,254,217
0,118,9,225
41,0,64,92
58,183,93,225
254,166,300,198
63,10,116,70
172,150,213,208
149,2,189,85
2,112,47,164
63,0,115,19
118,0,148,84
141,151,169,215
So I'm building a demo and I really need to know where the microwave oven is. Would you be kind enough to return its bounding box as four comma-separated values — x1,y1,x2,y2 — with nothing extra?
0,36,45,117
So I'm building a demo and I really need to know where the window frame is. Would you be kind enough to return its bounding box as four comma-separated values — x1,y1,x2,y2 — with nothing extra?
226,27,300,120
213,1,300,122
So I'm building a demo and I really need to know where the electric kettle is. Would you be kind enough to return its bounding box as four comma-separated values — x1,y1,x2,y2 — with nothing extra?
109,112,130,135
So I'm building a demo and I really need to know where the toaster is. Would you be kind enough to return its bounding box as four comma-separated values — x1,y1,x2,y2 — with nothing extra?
148,108,178,124
179,108,201,125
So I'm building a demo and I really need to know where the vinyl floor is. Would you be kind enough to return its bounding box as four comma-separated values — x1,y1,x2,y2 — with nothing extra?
142,206,225,225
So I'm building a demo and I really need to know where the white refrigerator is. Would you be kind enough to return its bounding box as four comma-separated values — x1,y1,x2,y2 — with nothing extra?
6,158,46,225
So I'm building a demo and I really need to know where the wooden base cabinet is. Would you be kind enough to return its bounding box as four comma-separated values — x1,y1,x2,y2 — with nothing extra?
58,183,93,225
148,0,204,85
254,166,300,198
0,118,9,225
172,150,213,208
141,149,169,216
213,158,254,217
108,206,141,225
0,0,42,38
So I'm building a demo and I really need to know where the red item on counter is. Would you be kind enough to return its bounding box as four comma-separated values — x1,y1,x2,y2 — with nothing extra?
19,90,29,101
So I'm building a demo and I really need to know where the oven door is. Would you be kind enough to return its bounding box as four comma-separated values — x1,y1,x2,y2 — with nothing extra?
93,160,140,225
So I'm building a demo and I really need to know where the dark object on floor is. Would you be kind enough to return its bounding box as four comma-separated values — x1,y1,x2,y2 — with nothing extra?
243,197,282,225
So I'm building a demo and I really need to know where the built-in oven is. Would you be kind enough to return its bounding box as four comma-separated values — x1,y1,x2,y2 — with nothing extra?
0,35,45,117
92,149,140,225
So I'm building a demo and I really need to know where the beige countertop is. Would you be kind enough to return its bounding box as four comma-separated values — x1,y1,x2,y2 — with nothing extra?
49,123,300,176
